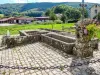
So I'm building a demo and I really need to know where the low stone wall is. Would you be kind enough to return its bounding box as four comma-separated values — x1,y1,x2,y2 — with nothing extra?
19,30,29,36
46,33,76,43
41,34,75,54
19,30,49,36
6,35,40,48
40,28,61,33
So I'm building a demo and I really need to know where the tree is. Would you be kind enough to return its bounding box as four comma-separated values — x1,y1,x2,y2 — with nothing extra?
49,12,57,21
93,12,100,21
0,14,4,18
11,12,24,17
97,12,100,20
53,4,70,14
49,12,57,29
45,9,51,16
61,13,68,23
50,4,81,20
64,8,81,20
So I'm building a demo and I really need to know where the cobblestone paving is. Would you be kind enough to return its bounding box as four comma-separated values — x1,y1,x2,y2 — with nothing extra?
0,42,100,75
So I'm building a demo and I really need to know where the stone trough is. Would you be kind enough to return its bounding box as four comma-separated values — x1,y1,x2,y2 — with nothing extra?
3,29,99,55
19,30,49,36
41,33,75,54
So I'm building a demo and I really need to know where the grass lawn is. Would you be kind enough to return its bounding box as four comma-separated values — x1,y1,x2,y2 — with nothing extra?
0,23,74,35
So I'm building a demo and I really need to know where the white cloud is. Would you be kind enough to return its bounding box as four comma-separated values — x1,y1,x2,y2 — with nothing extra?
33,0,100,3
12,0,28,3
85,0,100,3
11,0,100,3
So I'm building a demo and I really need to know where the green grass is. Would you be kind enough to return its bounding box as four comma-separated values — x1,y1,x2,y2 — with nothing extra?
96,28,100,39
0,23,74,35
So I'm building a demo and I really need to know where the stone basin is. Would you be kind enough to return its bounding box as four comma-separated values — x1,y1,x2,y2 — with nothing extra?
41,33,75,54
19,30,49,36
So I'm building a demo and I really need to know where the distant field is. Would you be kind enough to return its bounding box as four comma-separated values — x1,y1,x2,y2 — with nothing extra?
0,23,74,35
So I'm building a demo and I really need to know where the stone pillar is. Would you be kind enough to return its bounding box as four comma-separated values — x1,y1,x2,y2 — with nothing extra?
73,23,93,58
73,40,93,58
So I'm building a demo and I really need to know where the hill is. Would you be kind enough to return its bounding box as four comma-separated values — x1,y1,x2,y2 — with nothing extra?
0,2,97,16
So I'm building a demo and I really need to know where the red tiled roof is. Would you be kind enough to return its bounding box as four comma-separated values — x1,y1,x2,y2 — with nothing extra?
0,17,14,21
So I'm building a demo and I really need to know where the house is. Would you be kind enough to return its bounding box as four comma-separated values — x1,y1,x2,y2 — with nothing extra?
90,4,100,19
34,17,50,21
0,17,34,24
0,17,14,23
13,17,34,24
0,17,50,24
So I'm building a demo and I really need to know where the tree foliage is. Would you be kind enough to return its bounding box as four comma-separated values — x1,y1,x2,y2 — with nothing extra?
79,8,88,18
45,4,83,21
22,10,44,17
61,13,67,23
0,14,4,18
0,2,93,17
93,12,100,20
45,9,51,16
49,11,57,21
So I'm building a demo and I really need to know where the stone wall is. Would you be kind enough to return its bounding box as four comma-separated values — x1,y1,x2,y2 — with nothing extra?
6,35,40,48
40,28,61,33
19,30,49,36
5,29,99,56
46,33,76,43
41,34,75,54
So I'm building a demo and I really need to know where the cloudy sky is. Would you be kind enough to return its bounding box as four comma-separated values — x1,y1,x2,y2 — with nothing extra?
1,0,100,4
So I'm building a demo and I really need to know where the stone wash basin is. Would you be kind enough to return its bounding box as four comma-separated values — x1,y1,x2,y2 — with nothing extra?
46,33,75,43
41,33,76,54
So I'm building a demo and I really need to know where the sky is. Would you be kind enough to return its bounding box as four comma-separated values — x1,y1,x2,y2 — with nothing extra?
0,0,100,4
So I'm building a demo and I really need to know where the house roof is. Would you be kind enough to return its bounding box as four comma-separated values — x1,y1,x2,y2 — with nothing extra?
0,17,49,22
15,17,34,20
0,17,14,21
90,4,100,9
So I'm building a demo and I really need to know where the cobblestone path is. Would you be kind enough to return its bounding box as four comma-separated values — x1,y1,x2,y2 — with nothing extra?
0,42,100,75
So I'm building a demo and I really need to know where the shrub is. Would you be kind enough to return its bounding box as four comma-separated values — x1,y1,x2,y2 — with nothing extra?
33,21,43,24
68,19,78,23
43,20,54,24
86,24,97,40
54,20,63,24
33,20,54,25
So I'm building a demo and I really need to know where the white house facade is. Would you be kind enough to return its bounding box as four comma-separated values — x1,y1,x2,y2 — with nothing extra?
90,4,100,19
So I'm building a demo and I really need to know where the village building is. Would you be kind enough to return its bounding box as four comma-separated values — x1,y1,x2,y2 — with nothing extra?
34,17,50,21
0,17,34,24
13,17,34,24
0,17,50,24
0,17,14,23
90,4,100,19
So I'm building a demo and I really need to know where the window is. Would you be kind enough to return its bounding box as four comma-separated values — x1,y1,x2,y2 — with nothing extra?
95,5,97,8
95,9,97,14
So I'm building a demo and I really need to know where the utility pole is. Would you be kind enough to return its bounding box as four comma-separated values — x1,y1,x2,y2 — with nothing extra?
73,0,94,58
80,0,87,25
